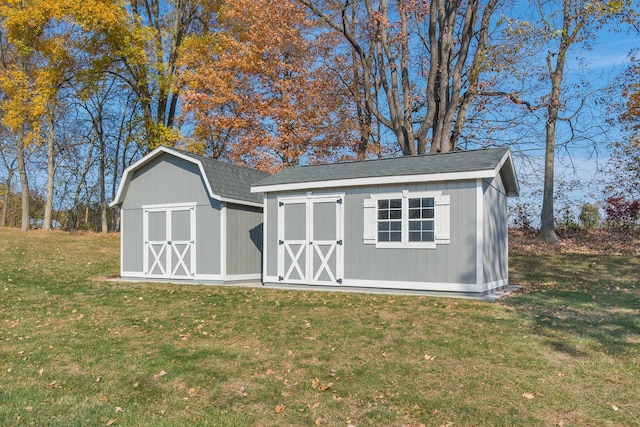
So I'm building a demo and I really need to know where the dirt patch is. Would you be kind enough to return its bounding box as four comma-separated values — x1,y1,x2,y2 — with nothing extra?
509,228,640,256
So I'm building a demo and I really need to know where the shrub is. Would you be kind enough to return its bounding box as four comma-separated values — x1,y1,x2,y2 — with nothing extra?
579,202,601,230
604,197,640,230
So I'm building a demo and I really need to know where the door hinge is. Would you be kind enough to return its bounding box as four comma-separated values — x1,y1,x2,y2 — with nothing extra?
336,198,343,204
337,240,343,245
279,201,284,207
278,276,283,281
337,278,343,284
279,240,284,245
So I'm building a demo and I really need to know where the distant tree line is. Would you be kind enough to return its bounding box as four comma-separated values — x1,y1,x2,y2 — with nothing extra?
0,0,638,240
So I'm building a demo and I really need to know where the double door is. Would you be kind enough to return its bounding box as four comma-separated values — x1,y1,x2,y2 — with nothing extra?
143,204,196,279
277,195,344,286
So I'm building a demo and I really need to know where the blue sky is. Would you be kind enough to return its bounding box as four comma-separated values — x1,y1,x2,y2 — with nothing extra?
509,20,638,224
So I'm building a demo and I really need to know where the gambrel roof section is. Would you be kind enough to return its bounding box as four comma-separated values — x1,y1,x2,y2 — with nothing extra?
252,147,519,197
111,146,271,208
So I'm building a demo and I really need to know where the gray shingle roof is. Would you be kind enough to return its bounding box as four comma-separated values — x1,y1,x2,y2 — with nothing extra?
253,147,518,196
176,150,270,205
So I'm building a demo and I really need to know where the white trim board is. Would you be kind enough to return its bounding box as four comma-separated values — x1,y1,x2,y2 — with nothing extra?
252,169,496,194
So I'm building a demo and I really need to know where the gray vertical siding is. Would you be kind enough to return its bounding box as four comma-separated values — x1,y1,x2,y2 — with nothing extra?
122,208,143,272
342,182,476,285
265,180,478,288
120,153,222,277
225,204,263,276
196,202,221,275
482,176,508,284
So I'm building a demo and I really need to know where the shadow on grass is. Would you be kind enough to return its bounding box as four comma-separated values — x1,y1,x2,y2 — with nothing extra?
505,253,640,357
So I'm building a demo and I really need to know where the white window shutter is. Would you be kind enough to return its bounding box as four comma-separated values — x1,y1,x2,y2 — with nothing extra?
363,198,376,244
435,194,450,244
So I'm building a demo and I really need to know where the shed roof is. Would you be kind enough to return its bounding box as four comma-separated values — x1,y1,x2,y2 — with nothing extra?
110,146,270,208
252,147,519,197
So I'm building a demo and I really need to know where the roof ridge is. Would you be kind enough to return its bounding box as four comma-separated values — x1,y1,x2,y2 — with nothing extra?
283,146,508,170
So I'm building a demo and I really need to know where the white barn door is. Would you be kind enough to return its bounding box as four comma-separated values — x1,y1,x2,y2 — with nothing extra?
277,195,344,286
143,203,196,279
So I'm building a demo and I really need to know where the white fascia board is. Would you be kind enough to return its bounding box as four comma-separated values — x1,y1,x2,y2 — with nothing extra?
251,169,495,194
218,196,263,208
109,146,262,208
493,150,520,197
111,146,213,206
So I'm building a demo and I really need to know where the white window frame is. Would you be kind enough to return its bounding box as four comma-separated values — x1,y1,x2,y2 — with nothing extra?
363,190,450,249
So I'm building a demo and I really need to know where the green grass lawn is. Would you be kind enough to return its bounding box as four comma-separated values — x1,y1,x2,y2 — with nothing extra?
0,229,638,426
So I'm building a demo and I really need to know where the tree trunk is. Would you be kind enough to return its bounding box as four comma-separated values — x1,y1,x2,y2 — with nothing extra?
99,130,108,233
16,127,30,232
1,166,13,228
43,119,55,230
537,110,559,243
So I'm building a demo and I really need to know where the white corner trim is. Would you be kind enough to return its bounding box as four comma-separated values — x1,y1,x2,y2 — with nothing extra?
476,179,484,287
220,203,227,278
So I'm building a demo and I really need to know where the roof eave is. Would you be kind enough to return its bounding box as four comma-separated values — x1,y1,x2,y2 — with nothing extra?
251,169,498,194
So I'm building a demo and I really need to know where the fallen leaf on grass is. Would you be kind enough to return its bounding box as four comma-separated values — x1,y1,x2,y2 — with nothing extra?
522,392,534,399
153,370,167,379
275,404,285,414
106,418,116,426
424,354,436,361
48,381,62,389
179,333,190,340
38,368,44,376
311,378,333,391
315,416,322,425
612,405,619,411
188,387,196,396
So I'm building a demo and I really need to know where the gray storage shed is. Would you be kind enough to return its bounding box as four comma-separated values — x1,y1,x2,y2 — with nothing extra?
110,146,269,283
251,147,519,294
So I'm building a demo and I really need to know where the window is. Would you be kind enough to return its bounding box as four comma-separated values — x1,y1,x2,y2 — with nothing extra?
363,191,450,247
408,197,435,242
377,198,402,242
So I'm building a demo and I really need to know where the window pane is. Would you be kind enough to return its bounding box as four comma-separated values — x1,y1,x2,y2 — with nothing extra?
408,209,420,219
423,209,434,219
409,221,420,231
390,199,402,208
378,199,389,209
390,231,401,241
423,198,434,208
378,231,388,242
378,210,389,220
390,221,402,231
409,198,420,208
422,231,434,241
390,209,402,219
378,222,390,231
409,232,421,242
422,221,434,231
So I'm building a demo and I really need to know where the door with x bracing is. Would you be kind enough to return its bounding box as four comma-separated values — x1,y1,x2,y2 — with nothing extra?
277,196,343,286
144,205,195,279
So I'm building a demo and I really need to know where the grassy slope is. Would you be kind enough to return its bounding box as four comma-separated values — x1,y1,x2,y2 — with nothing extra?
0,229,637,426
